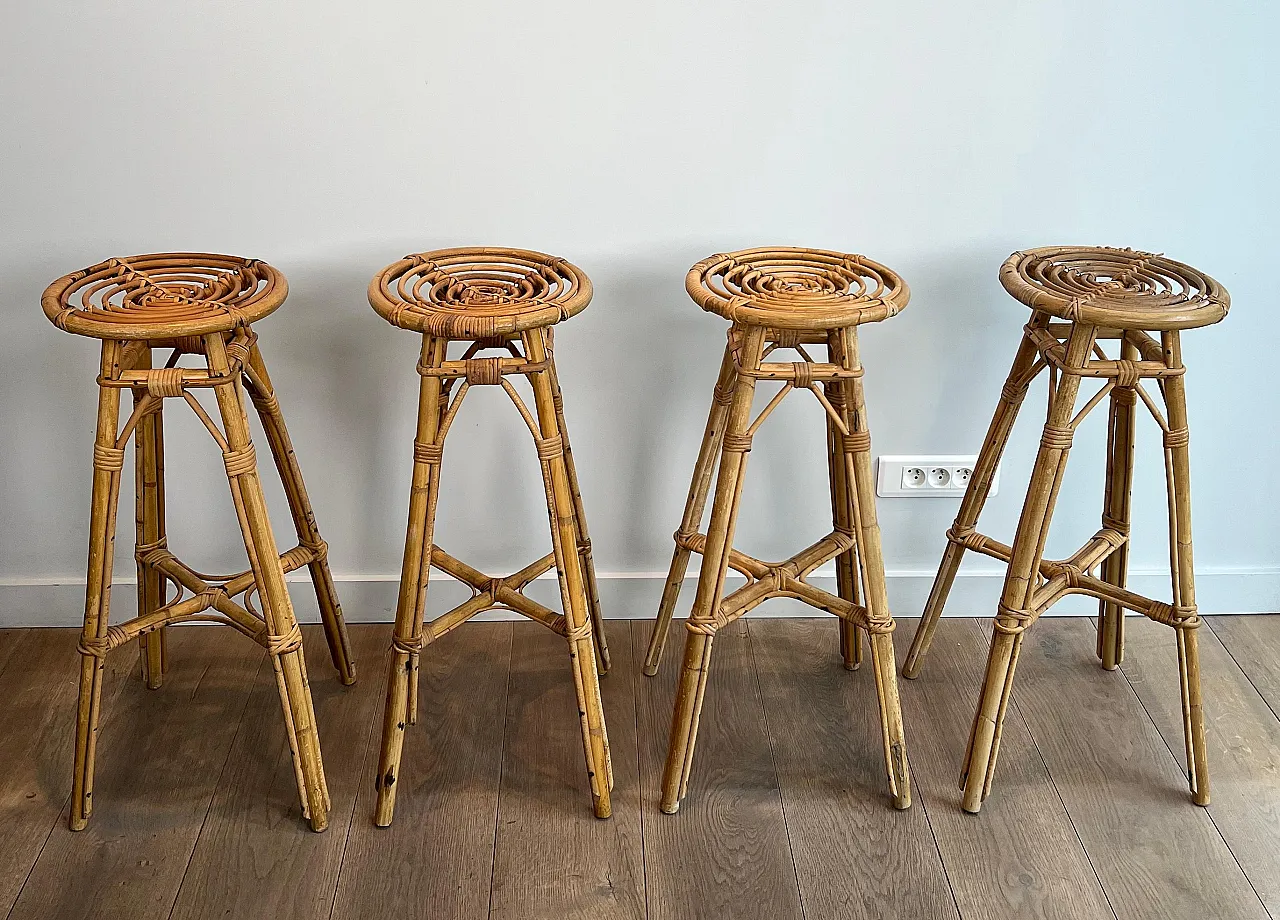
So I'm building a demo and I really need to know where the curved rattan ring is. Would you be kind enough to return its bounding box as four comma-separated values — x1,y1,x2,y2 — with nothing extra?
369,247,592,338
43,253,287,340
687,247,909,331
999,246,1228,331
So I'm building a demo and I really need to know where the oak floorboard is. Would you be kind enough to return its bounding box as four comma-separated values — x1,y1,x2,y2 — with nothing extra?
169,625,389,920
489,621,644,920
329,622,512,920
749,618,958,920
1210,615,1280,719
1120,615,1280,917
7,626,265,920
634,619,804,920
0,630,132,916
893,617,1115,920
1006,617,1266,920
0,627,29,678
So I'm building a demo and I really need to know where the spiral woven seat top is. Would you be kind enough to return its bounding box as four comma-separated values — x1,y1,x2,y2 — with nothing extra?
686,247,909,331
999,247,1228,331
43,253,287,340
369,247,592,338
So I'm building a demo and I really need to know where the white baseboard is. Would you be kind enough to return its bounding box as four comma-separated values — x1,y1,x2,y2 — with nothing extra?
2,567,1276,628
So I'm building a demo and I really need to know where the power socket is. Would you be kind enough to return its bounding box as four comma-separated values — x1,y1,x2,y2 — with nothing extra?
876,455,996,497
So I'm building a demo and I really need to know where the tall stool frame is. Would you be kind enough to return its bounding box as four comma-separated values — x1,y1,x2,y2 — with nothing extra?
645,248,912,815
369,249,612,826
903,247,1229,814
44,254,354,833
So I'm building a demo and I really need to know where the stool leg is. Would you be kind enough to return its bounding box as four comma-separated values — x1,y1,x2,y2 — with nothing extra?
375,334,447,827
71,341,126,831
904,326,1043,678
244,343,355,685
1098,337,1138,670
527,329,613,818
961,323,1095,814
546,344,610,675
644,343,737,676
134,348,168,690
661,326,764,814
824,339,862,671
207,333,330,832
835,327,910,808
1162,331,1210,805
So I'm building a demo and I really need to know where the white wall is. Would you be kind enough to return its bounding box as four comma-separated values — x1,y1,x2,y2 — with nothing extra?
2,0,1277,625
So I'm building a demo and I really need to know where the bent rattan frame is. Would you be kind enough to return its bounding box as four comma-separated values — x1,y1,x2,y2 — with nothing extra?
371,247,613,826
646,246,912,815
903,245,1229,814
44,253,354,833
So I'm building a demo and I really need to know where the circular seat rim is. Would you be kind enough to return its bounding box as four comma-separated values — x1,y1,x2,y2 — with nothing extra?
368,246,593,337
999,246,1229,331
686,246,910,331
43,252,288,341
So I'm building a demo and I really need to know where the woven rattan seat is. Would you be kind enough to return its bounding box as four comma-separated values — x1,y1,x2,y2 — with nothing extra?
43,253,287,340
1000,246,1228,331
44,253,352,833
687,247,909,331
369,247,592,338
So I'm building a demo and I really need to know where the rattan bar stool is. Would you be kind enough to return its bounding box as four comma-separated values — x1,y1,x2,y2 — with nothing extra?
43,253,355,833
645,246,913,814
903,246,1229,813
369,247,612,824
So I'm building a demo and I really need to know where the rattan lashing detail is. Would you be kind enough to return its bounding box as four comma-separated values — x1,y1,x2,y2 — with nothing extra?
43,253,287,340
369,247,592,337
687,247,909,331
999,246,1228,331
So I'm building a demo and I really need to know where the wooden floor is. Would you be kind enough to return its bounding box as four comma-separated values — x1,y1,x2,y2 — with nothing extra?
0,616,1277,920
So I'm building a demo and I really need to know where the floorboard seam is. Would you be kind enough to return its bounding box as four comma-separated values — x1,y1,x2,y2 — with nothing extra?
167,655,268,920
327,650,388,920
4,796,69,920
743,621,807,920
485,623,515,920
913,772,964,920
1115,624,1271,916
967,619,1120,920
628,623,651,920
1205,618,1280,724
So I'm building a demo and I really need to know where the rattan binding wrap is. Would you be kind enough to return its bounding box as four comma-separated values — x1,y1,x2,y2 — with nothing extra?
43,253,287,340
687,247,909,331
368,247,592,337
1000,246,1228,331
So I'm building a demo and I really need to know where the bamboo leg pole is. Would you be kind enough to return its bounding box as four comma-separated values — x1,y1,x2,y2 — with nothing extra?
546,338,610,675
1162,331,1210,805
246,343,354,685
1097,337,1138,670
660,326,764,814
825,329,862,671
207,332,330,832
904,326,1042,678
835,327,910,808
375,334,446,827
134,347,168,690
644,342,737,676
527,329,613,818
961,321,1095,813
70,340,126,831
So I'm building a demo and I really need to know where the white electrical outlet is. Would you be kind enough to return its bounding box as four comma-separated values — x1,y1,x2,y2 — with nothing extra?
876,455,996,497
